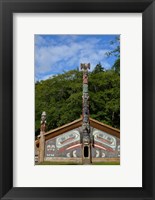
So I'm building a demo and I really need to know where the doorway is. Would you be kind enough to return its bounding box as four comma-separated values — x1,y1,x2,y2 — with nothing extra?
84,146,89,157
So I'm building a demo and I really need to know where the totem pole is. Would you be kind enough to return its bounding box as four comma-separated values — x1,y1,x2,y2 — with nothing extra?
38,111,46,163
81,63,92,164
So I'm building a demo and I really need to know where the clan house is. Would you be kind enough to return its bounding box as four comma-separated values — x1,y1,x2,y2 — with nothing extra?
35,63,120,164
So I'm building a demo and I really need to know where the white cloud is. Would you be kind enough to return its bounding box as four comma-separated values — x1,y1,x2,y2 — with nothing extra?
35,35,112,79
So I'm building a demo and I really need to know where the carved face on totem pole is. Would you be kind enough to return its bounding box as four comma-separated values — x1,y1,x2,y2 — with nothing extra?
41,111,46,124
83,134,90,145
83,74,88,84
40,111,46,132
80,63,90,70
82,93,89,100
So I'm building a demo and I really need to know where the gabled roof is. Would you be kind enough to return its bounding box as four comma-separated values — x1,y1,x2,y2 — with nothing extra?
89,118,120,138
36,117,120,146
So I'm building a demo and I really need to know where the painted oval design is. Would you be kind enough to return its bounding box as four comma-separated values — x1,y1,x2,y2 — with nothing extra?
93,129,116,150
56,130,80,148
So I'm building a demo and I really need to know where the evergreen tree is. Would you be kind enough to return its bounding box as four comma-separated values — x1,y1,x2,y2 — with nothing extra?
92,62,105,74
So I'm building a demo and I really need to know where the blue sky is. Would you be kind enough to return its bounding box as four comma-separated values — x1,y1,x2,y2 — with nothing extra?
35,34,120,81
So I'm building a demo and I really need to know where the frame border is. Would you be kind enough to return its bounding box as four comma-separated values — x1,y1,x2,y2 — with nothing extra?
0,0,155,199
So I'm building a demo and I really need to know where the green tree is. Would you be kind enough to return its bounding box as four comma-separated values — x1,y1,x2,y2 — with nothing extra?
92,62,105,74
106,36,120,74
89,70,120,128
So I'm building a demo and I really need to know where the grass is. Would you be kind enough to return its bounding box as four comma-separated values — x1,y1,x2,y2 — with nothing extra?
92,161,120,165
36,161,120,165
36,161,79,165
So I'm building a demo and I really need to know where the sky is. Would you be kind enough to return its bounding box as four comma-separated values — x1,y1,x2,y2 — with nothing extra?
35,34,120,81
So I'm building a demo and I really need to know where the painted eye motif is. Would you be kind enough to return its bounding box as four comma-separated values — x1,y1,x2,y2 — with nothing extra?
96,150,100,157
117,145,120,151
51,145,55,151
67,152,70,157
47,145,51,151
73,150,77,157
102,152,105,157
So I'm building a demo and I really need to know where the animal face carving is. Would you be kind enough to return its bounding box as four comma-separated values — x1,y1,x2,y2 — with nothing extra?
83,74,88,84
80,63,90,70
83,136,90,144
82,93,89,100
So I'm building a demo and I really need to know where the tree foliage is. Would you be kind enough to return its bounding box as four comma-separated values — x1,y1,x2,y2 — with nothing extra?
92,62,105,74
35,65,120,136
106,36,120,75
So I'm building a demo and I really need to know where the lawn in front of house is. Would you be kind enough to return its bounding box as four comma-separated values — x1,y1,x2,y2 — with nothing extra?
36,161,80,165
92,161,120,165
36,161,120,165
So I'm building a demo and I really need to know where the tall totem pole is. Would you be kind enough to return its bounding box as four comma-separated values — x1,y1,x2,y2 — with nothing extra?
38,111,46,163
81,63,92,164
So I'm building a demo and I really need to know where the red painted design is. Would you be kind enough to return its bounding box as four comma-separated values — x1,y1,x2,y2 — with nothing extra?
57,142,80,153
94,142,115,152
94,144,106,150
96,136,112,144
83,74,88,84
66,144,81,150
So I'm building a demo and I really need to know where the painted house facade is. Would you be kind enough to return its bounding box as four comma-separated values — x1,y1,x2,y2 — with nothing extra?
35,117,120,164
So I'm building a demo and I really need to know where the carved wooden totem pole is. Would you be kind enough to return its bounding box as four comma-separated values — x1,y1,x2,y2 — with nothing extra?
81,63,92,164
38,111,46,163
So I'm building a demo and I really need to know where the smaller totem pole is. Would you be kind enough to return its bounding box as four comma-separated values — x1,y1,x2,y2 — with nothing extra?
81,63,92,164
38,111,46,163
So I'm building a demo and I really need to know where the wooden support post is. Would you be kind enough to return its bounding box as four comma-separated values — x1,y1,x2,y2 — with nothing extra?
38,111,46,163
39,131,45,163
